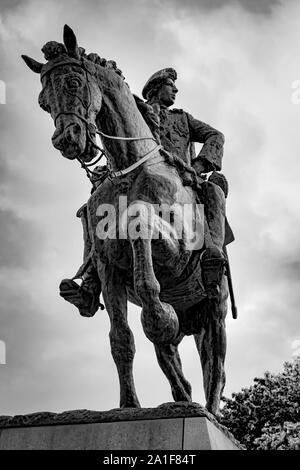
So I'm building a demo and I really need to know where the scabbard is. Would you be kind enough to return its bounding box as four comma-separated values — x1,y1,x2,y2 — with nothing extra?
224,246,238,319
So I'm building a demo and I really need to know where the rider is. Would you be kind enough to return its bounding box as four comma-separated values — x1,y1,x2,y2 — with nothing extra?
142,68,228,246
142,68,234,298
60,67,234,314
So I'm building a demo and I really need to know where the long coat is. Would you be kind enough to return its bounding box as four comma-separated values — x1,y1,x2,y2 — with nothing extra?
159,107,224,171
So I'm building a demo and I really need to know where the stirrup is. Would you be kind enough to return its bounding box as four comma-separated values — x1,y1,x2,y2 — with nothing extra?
200,247,226,301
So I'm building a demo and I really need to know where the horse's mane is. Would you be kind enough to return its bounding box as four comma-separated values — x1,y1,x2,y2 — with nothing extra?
41,40,125,79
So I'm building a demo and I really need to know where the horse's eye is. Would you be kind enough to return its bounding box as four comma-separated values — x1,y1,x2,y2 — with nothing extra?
67,77,82,89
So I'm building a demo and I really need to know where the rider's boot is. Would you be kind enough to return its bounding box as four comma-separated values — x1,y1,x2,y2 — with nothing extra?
59,266,103,317
200,247,226,301
200,180,227,301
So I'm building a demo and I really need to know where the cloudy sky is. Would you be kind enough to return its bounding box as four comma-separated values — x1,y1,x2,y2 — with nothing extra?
0,0,300,416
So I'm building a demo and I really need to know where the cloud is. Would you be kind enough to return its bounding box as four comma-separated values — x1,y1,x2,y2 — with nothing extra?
0,0,24,15
163,0,281,16
0,272,99,413
0,0,300,414
0,208,43,268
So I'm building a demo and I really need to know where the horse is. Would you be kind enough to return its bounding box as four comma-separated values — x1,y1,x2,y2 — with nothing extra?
22,25,228,415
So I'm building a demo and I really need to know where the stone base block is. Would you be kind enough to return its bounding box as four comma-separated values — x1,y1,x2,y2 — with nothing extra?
0,402,242,450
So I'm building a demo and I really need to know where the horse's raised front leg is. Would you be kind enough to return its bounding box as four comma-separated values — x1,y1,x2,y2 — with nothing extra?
128,202,179,344
100,264,140,408
194,278,228,415
154,333,192,402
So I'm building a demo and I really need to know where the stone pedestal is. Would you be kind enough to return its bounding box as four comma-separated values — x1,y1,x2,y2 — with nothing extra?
0,402,242,450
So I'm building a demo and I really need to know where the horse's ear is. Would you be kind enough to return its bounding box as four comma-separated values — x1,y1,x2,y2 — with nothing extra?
63,24,80,59
21,55,44,73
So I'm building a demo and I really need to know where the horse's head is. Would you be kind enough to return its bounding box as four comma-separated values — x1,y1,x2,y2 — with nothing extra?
22,25,102,162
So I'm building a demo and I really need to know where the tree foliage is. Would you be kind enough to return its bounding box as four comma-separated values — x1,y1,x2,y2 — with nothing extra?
255,422,300,450
220,357,300,450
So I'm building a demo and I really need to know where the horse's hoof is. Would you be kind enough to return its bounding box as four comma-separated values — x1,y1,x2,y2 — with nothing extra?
205,403,221,418
120,399,141,408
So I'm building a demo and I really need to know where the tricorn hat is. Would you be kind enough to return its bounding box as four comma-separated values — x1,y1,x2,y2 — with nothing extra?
142,67,177,100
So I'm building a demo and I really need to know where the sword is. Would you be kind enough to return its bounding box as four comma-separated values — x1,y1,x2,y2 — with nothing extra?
224,246,238,319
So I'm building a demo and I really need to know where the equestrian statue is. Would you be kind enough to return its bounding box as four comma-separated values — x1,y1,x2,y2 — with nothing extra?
22,25,237,416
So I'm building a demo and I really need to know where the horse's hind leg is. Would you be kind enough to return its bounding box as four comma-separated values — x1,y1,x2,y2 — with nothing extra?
154,334,192,402
194,281,227,415
101,265,140,408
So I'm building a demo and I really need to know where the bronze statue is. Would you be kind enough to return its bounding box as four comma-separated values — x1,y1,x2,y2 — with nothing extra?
22,25,236,415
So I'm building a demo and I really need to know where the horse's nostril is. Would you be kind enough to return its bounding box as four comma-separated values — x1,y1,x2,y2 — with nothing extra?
73,123,81,134
66,125,77,142
52,132,64,150
66,123,81,139
51,121,85,159
52,128,61,142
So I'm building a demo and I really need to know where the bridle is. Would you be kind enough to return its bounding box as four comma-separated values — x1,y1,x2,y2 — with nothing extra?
42,58,161,183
